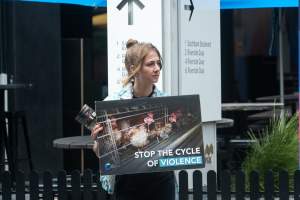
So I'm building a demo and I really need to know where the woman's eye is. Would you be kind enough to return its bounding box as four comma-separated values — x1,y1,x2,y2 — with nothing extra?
145,61,162,68
147,62,155,66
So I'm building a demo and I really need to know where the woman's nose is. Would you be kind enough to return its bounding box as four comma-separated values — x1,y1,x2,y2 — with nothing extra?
153,63,161,71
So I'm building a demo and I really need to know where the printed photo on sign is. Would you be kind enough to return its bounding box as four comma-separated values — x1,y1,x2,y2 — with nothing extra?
95,95,205,175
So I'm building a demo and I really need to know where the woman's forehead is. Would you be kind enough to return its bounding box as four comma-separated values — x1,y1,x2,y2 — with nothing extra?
144,49,160,60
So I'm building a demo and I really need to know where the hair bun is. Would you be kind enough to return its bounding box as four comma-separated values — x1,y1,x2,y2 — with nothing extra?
126,39,138,49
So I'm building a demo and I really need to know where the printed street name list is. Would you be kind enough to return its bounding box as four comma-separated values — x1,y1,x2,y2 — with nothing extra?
183,40,212,74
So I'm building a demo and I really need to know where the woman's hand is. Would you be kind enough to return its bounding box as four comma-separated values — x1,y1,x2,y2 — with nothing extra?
91,123,103,140
91,123,103,156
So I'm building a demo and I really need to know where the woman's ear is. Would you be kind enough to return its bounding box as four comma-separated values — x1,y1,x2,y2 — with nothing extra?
130,65,135,73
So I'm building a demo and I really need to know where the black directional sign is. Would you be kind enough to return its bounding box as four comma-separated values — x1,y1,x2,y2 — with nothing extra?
184,0,194,21
117,0,145,25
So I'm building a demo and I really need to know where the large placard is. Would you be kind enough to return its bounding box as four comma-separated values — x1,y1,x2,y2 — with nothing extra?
95,95,204,175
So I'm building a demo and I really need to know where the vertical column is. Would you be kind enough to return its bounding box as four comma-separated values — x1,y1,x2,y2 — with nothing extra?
177,0,221,188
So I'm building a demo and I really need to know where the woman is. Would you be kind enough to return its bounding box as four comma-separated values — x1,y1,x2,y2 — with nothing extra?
91,39,175,200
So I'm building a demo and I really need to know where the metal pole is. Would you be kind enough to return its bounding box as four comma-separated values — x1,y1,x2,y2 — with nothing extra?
80,39,84,173
297,2,300,169
0,2,3,73
278,9,285,116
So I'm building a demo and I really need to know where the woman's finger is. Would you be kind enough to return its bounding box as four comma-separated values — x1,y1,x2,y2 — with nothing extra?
94,125,103,133
91,125,103,140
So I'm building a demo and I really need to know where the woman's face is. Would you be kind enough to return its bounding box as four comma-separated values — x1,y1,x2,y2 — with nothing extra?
136,49,161,85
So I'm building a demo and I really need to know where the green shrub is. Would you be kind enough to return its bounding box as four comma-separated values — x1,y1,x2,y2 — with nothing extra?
242,113,298,190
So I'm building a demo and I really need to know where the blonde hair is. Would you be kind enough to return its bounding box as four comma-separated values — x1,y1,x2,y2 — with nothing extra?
123,39,162,85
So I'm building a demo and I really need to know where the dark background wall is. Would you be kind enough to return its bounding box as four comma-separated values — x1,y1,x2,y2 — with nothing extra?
60,4,104,172
4,1,63,173
2,1,107,173
220,10,236,102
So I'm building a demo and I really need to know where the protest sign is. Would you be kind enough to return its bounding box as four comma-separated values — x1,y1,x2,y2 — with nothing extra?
95,95,204,175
